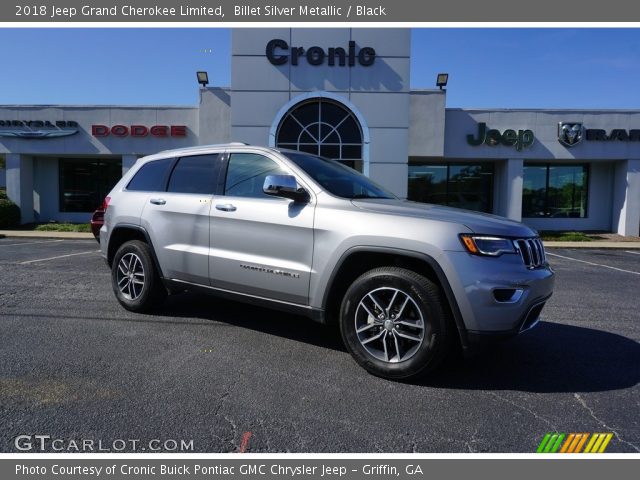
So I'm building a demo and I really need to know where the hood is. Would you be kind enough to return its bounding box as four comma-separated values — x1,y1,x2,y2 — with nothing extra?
351,199,537,238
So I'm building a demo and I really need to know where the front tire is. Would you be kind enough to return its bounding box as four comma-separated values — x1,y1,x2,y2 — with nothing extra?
339,267,452,380
111,240,166,312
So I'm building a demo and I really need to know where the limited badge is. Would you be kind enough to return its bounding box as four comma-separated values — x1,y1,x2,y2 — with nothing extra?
558,122,584,147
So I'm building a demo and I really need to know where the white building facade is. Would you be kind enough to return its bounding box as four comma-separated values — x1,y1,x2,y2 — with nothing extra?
1,28,638,235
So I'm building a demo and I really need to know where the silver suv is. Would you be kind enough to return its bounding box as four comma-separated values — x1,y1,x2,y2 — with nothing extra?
100,144,554,379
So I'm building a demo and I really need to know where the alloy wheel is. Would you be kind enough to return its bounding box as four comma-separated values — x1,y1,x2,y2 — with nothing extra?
354,287,425,363
116,252,146,301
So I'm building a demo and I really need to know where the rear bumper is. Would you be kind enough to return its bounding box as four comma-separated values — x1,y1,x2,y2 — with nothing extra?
90,209,104,242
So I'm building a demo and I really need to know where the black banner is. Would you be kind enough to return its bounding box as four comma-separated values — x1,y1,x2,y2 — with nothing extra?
4,0,640,22
3,459,639,480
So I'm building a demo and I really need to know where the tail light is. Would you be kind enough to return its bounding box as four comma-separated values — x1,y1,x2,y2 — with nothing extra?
101,196,111,210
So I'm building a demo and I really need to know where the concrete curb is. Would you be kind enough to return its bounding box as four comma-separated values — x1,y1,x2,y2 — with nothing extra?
0,230,94,239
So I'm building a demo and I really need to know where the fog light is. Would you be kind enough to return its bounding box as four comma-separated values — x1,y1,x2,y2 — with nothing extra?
493,288,524,303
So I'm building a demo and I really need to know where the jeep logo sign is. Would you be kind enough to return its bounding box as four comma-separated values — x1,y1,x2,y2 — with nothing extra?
266,39,375,67
467,122,535,151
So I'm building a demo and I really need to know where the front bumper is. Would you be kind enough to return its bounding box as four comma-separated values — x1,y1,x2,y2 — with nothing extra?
442,250,555,334
463,293,552,352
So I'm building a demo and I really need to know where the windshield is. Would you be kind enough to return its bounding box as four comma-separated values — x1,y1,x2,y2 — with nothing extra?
282,152,396,200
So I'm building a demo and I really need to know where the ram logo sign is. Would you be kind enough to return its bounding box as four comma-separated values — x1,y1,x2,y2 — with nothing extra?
558,122,584,147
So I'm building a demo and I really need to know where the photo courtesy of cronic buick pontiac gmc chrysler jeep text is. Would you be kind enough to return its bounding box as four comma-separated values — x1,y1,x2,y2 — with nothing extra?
99,144,554,380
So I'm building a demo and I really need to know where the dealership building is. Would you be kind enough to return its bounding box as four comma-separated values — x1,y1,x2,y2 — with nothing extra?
1,28,639,236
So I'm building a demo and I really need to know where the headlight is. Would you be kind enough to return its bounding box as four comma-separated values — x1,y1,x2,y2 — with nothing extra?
460,234,516,257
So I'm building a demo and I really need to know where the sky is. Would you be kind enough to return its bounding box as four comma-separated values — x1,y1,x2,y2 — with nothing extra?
1,28,639,109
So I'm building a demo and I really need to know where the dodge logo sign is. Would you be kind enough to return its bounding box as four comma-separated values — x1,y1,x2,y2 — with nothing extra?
558,122,584,147
92,125,187,137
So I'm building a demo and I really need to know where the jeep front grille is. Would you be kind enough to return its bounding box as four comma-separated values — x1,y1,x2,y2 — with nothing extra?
514,238,546,269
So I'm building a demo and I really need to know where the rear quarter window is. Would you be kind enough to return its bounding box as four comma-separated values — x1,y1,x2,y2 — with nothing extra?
126,158,174,192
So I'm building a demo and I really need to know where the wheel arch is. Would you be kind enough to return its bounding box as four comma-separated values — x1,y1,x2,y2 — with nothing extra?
107,224,165,279
321,247,469,350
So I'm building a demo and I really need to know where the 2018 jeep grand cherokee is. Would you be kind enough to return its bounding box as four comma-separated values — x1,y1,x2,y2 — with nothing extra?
100,144,554,380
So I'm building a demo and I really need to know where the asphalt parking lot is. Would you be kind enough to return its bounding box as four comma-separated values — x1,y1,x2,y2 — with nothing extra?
0,238,638,453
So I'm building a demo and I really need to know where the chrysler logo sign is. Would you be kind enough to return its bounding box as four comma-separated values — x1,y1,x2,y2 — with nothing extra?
0,120,79,139
558,122,584,147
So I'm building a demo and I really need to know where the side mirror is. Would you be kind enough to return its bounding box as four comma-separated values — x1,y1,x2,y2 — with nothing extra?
263,175,309,203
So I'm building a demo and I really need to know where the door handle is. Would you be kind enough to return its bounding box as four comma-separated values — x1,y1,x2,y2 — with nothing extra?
216,204,237,212
149,198,166,205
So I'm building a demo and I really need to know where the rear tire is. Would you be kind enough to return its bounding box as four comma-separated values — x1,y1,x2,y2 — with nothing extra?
339,267,452,380
111,240,166,312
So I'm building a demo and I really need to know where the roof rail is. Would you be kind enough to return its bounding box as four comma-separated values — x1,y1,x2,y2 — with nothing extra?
139,142,265,159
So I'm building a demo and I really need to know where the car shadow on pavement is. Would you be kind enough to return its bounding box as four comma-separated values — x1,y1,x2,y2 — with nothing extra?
422,321,640,393
158,292,347,352
157,295,639,393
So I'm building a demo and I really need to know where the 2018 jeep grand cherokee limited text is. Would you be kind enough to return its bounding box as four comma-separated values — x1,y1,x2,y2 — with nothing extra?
100,144,554,380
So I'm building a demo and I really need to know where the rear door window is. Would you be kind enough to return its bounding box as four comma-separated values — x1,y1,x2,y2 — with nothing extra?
127,158,174,192
167,154,219,195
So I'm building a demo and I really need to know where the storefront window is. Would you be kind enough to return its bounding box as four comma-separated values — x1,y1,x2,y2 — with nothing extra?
59,158,122,212
408,161,494,213
276,98,363,172
522,164,588,218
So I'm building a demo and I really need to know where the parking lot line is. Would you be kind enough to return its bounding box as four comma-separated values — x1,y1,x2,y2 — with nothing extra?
546,251,640,276
625,250,640,255
0,240,64,247
19,250,100,264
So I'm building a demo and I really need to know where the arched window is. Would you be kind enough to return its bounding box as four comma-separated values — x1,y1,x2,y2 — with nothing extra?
275,98,363,171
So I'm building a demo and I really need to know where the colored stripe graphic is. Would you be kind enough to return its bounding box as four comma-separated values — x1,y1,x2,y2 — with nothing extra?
543,434,558,453
537,433,552,453
567,433,585,453
560,433,575,453
575,433,590,453
537,433,613,453
597,433,613,453
584,433,614,453
550,434,565,453
584,433,598,453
